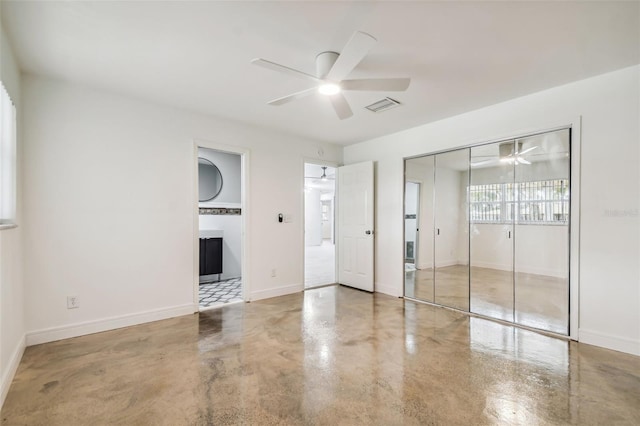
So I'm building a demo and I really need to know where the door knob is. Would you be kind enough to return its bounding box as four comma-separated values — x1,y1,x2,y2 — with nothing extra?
365,230,372,235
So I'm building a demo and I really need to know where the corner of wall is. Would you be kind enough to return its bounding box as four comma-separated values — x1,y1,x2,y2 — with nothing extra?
0,334,25,408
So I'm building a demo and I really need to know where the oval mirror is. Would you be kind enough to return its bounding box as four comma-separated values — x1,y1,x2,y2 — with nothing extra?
198,157,223,201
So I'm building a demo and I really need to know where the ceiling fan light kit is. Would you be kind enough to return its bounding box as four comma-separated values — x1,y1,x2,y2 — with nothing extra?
318,83,341,96
252,31,411,120
471,141,538,167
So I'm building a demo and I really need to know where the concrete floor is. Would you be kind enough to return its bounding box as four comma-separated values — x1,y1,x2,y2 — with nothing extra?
2,286,639,425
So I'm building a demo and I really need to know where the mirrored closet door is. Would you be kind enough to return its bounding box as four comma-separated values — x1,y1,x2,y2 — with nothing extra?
404,149,470,312
513,130,570,334
404,128,571,335
404,156,435,302
469,142,515,322
434,149,469,311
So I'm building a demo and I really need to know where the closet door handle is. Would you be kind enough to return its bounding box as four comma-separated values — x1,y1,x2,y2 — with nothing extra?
437,228,440,235
508,231,511,239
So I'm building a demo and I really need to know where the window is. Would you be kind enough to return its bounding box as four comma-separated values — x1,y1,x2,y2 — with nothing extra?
469,179,569,225
0,81,17,226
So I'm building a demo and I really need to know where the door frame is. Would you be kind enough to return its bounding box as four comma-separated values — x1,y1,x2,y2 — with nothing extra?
302,158,339,289
193,139,251,309
404,180,421,265
402,117,581,340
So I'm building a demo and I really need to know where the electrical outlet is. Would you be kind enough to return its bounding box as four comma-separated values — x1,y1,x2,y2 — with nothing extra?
67,296,79,309
271,269,277,278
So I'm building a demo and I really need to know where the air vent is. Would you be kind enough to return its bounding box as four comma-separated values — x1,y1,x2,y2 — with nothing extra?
365,97,401,113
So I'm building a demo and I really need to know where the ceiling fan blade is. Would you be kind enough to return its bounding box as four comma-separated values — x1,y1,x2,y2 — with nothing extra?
517,146,538,156
251,58,320,83
326,31,377,81
341,78,411,92
516,157,531,165
329,93,353,120
267,87,318,106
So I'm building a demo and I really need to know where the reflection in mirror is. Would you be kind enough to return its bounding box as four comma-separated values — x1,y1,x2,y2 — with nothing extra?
514,128,570,334
404,155,434,302
198,157,223,202
434,149,469,311
469,141,515,322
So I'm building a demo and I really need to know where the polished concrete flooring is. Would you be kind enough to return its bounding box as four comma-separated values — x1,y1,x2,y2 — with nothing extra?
405,265,569,334
3,286,639,425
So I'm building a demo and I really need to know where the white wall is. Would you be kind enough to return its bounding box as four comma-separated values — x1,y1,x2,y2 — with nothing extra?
304,188,322,246
344,65,640,356
0,18,25,407
21,74,341,345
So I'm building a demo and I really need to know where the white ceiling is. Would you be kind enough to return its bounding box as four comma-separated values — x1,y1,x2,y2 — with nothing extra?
305,164,336,192
2,1,638,146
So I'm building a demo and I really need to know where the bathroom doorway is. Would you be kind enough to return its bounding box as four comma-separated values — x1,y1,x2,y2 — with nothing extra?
196,144,247,311
304,163,336,288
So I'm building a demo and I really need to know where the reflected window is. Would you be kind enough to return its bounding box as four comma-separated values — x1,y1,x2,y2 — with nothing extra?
469,179,569,225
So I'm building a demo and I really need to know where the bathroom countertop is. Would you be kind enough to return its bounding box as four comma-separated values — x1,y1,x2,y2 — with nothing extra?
199,230,223,238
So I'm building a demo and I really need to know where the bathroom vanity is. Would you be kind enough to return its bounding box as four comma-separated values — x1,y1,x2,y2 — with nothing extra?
199,230,223,277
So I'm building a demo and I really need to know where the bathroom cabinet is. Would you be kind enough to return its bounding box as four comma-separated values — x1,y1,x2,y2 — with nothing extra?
199,237,223,276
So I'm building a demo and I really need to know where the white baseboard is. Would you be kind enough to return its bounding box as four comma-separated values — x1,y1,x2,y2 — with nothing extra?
26,303,196,346
579,328,640,356
250,284,302,301
1,334,26,408
375,283,402,298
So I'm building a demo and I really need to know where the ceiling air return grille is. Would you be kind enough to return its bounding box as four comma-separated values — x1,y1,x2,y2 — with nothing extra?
365,97,401,113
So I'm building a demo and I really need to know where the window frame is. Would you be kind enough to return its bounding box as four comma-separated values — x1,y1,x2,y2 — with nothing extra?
0,80,17,229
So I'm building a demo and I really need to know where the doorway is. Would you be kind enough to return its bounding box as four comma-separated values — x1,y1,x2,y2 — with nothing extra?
304,163,336,288
197,146,245,310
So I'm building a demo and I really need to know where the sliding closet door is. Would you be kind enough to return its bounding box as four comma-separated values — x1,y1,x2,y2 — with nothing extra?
404,155,435,302
514,129,570,334
469,142,515,322
434,149,469,311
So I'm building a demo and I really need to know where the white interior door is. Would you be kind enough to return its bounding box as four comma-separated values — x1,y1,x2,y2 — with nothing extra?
337,161,374,292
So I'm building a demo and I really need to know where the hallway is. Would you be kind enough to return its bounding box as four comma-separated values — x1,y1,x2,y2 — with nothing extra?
304,239,335,288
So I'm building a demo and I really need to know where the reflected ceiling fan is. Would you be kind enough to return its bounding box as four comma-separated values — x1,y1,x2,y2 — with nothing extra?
305,166,335,182
471,142,538,167
252,31,411,120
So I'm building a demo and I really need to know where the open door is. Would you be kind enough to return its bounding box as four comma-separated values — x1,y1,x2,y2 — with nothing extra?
337,161,374,292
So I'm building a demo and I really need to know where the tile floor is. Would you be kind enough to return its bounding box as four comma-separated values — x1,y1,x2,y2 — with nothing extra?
199,277,242,309
3,285,639,424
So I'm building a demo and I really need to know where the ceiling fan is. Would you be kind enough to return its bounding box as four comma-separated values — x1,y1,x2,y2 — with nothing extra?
251,31,411,120
305,166,335,182
471,142,538,167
